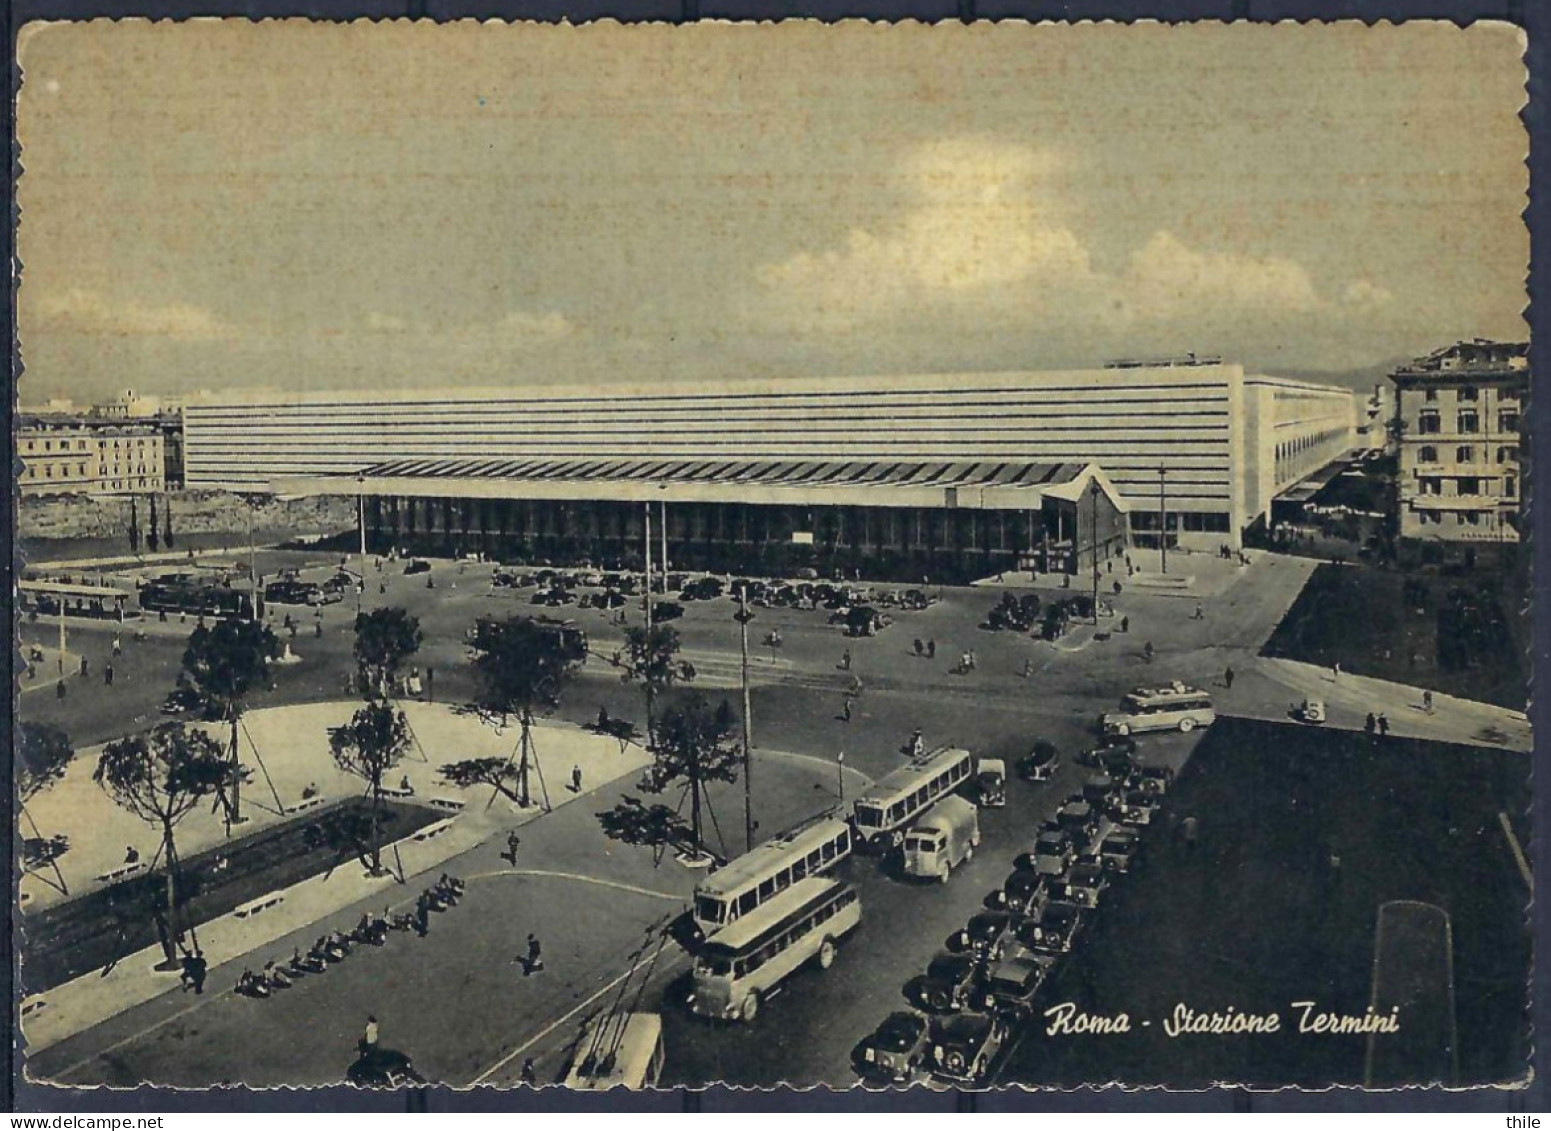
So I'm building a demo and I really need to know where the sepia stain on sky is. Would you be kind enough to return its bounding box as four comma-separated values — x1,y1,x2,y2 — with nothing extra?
14,20,1529,403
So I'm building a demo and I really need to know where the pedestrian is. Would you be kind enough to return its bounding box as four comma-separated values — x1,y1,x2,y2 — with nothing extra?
570,764,583,793
913,638,924,657
505,831,521,864
408,668,423,698
55,679,66,700
1120,615,1129,634
1332,661,1342,681
968,650,978,671
1143,641,1154,663
1224,666,1235,690
289,623,298,641
520,1058,538,1086
840,649,851,671
426,666,434,704
1182,815,1199,853
104,663,114,686
841,696,853,723
189,948,207,995
315,620,323,638
1422,690,1434,714
1193,603,1204,621
112,635,122,656
1364,712,1377,737
415,894,430,937
363,1015,379,1053
1021,658,1034,679
927,639,936,659
524,933,544,975
1377,713,1390,737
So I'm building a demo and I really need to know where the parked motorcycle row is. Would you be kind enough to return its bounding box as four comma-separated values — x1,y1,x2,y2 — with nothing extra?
234,875,465,999
858,741,1176,1087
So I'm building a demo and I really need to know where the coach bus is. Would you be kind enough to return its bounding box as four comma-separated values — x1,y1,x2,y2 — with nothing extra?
139,576,252,619
1100,681,1216,736
851,746,976,853
691,812,853,938
689,877,861,1023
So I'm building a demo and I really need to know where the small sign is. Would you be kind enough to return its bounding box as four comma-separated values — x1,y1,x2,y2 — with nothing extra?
792,531,814,545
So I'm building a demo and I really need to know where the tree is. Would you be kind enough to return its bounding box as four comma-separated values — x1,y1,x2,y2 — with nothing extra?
596,796,696,865
128,495,140,553
94,723,231,965
620,623,697,746
329,699,411,876
466,615,585,809
19,721,73,803
438,757,522,803
163,495,175,549
181,617,281,825
353,606,423,697
601,693,740,862
147,494,160,552
19,722,76,888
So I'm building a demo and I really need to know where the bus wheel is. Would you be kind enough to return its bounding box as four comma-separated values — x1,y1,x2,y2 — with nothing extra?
741,991,761,1022
1179,717,1196,733
818,937,837,969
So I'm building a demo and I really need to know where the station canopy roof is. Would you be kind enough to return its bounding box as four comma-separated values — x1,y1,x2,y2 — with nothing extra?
282,457,1130,512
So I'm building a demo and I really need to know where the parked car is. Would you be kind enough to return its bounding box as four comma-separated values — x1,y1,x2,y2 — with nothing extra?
859,1011,932,1083
926,1012,1006,1085
985,870,1049,917
1029,827,1075,876
975,759,1007,808
1017,741,1060,782
346,1048,426,1088
403,559,432,576
1107,789,1160,828
1052,862,1109,909
652,601,685,622
1099,827,1142,873
1056,798,1101,843
1017,901,1085,955
979,944,1057,1017
921,952,984,1012
1078,735,1138,768
948,910,1013,962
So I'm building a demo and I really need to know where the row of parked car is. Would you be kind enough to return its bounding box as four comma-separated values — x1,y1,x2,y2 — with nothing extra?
857,738,1176,1087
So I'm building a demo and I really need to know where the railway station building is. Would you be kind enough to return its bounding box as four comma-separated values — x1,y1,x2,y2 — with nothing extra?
183,359,1357,582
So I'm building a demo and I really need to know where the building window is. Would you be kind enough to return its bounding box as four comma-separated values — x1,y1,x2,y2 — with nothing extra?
1457,477,1480,496
1418,411,1441,434
78,464,86,475
44,467,51,478
1499,411,1521,432
1455,446,1474,464
1424,388,1438,402
1418,446,1438,463
1420,477,1442,495
1505,476,1517,498
1497,445,1519,464
1458,386,1478,402
1457,410,1479,433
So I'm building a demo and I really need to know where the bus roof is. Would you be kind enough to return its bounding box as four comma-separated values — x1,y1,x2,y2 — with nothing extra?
564,1012,663,1090
1126,681,1207,701
701,877,844,954
696,812,848,898
855,746,972,806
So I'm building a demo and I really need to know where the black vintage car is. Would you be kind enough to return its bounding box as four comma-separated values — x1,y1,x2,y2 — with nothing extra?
345,1047,426,1088
1017,900,1085,956
1017,740,1061,781
859,1011,932,1083
926,1012,1006,1085
948,910,1013,961
979,944,1058,1018
403,559,432,576
921,952,983,1012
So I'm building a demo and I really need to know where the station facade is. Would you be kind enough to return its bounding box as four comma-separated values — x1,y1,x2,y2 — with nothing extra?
183,360,1356,581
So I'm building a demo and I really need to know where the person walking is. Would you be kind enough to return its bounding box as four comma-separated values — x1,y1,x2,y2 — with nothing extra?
1193,602,1204,621
926,639,936,659
1120,615,1129,634
1142,641,1154,663
1377,713,1390,737
505,831,521,864
79,655,90,679
1364,712,1377,738
112,635,122,657
1224,666,1235,690
1021,658,1034,679
362,1016,379,1054
913,638,924,658
840,649,852,672
415,893,431,937
841,696,853,723
1422,690,1434,715
1332,661,1342,681
104,663,114,687
523,933,544,975
570,764,583,793
520,1059,538,1086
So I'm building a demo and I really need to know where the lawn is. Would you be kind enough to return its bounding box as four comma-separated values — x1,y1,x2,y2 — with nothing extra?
1261,562,1527,710
19,799,444,993
998,717,1530,1088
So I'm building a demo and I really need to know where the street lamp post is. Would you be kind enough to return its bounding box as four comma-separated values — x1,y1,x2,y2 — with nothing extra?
735,584,756,853
1091,479,1103,625
837,750,846,803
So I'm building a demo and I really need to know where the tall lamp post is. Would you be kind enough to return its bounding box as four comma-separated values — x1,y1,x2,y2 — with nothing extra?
734,584,756,853
1091,479,1103,624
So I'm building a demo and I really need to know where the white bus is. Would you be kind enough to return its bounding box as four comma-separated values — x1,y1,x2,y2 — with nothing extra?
689,877,861,1023
1101,681,1216,736
562,1012,665,1090
851,746,976,852
691,812,852,937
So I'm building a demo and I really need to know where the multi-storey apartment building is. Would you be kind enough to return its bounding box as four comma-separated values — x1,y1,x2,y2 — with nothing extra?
1390,340,1527,543
18,416,168,497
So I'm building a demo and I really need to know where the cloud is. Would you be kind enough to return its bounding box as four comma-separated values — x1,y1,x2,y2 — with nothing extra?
753,138,1389,350
35,288,234,342
1116,231,1326,321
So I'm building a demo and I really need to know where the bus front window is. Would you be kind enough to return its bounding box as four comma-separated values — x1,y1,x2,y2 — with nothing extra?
694,894,727,926
697,950,735,977
854,803,885,830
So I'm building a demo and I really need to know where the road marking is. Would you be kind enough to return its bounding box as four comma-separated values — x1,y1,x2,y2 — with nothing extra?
469,869,684,903
467,950,689,1086
758,748,875,786
1498,812,1532,889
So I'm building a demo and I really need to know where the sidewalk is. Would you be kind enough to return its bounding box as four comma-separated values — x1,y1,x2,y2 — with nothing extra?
20,708,653,1054
1231,657,1531,753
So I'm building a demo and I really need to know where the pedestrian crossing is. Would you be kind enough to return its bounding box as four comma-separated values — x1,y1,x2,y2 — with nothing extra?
675,648,841,692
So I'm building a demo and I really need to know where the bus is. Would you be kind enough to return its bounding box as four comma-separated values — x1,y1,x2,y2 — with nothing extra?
562,1012,665,1090
139,577,252,619
689,877,861,1023
691,812,852,937
851,746,976,852
1100,681,1216,736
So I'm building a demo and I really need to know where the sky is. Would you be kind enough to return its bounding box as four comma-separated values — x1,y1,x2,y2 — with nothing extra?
15,20,1529,404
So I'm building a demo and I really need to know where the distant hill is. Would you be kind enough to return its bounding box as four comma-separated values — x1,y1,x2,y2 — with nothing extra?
1264,358,1411,395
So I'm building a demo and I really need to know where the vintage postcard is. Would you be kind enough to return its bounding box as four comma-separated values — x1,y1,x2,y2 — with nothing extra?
13,20,1530,1095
